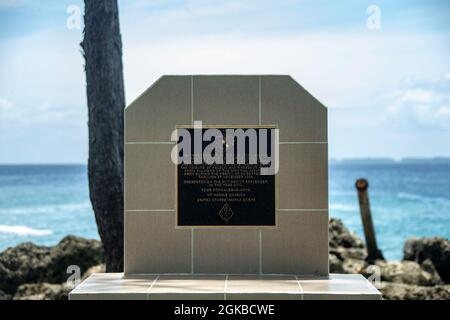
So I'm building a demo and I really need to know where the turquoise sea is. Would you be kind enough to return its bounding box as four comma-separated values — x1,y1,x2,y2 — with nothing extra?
0,162,449,260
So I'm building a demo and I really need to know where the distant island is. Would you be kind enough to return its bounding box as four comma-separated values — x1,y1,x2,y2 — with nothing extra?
329,157,450,165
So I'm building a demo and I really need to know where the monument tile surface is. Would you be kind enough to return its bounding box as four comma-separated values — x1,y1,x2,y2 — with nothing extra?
124,75,329,275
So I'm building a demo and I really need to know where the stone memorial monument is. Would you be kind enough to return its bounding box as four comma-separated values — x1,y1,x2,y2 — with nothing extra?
70,75,381,300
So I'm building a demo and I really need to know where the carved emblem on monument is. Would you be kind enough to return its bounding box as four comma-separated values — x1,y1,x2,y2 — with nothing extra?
218,203,234,223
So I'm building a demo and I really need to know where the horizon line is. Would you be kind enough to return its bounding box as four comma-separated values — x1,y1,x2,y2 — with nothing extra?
1,156,450,166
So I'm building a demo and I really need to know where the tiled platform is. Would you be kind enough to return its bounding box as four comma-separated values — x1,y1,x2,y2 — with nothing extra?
69,273,381,300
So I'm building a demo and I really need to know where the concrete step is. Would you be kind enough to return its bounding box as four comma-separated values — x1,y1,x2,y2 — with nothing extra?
69,273,381,300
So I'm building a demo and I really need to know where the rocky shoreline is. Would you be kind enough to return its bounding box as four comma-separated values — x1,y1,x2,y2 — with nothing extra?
329,218,450,300
0,219,449,300
0,236,104,300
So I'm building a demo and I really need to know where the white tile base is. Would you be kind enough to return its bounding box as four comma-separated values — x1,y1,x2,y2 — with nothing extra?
69,273,381,300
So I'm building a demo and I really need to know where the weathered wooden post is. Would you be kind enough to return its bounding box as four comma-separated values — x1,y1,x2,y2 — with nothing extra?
355,179,385,261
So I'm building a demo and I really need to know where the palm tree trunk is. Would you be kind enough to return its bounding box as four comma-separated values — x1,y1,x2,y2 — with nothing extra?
81,0,125,272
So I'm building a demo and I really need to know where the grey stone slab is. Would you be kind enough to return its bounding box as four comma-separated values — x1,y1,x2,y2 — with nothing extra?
125,144,175,210
278,143,328,210
69,273,155,300
124,211,191,274
262,211,329,275
226,275,301,300
299,274,382,300
122,75,330,276
69,273,381,300
193,229,260,274
193,75,259,125
261,75,327,142
149,275,226,300
125,75,191,142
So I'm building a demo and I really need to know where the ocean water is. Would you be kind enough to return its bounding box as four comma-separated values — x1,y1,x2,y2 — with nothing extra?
329,161,450,260
0,165,98,251
0,163,449,260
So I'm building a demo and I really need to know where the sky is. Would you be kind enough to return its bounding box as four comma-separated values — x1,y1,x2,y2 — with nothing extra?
0,0,449,163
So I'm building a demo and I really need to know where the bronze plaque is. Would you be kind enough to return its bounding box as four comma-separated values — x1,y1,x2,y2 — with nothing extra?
176,126,276,227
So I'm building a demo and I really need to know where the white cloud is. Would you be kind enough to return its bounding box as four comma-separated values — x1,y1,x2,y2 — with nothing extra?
0,97,13,111
0,0,28,9
123,31,449,111
384,73,450,129
0,29,88,163
0,29,86,125
156,1,247,23
398,89,434,104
